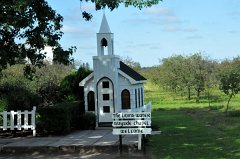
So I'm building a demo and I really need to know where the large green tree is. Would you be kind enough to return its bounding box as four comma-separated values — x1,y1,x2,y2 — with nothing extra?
218,57,240,112
0,0,73,72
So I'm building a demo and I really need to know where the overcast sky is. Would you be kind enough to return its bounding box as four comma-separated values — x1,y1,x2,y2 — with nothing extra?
47,0,240,67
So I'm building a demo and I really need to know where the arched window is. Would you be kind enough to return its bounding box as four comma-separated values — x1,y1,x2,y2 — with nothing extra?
101,38,108,55
87,91,95,111
121,89,130,109
101,38,108,47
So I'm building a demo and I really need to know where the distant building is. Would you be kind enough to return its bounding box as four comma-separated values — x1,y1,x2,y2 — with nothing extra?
79,14,147,126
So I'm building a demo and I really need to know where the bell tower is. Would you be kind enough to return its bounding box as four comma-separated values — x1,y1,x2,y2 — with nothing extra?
97,14,114,56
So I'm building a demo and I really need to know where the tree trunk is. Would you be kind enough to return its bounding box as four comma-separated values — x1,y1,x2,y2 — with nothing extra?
196,89,200,103
208,90,211,107
188,87,191,100
226,93,233,113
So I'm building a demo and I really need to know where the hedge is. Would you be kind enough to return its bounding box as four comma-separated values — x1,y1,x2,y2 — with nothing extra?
37,101,96,134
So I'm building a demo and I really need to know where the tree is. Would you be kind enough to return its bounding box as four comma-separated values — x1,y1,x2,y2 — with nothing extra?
121,56,141,71
80,0,162,21
53,46,76,65
218,57,240,112
190,53,207,103
0,0,73,73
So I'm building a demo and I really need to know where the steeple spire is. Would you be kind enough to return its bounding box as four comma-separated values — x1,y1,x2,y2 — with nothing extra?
97,14,114,56
99,14,111,33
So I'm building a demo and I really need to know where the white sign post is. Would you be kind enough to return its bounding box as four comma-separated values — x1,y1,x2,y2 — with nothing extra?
112,112,152,150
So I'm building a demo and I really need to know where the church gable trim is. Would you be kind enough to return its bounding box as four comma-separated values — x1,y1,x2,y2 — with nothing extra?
79,72,94,86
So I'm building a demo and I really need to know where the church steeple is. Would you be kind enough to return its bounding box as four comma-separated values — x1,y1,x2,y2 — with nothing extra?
97,14,114,56
99,14,111,33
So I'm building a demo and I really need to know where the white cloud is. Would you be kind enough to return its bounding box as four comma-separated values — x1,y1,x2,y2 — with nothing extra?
144,7,174,16
62,25,79,33
183,28,198,32
163,26,181,32
62,25,94,37
186,35,203,40
81,3,95,12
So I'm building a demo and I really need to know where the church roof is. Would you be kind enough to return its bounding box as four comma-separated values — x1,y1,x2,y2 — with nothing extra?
99,14,111,33
119,61,147,81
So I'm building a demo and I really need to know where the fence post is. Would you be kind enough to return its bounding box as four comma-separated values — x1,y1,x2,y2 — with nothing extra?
10,110,15,130
32,106,36,136
3,111,7,130
24,110,28,130
17,111,21,130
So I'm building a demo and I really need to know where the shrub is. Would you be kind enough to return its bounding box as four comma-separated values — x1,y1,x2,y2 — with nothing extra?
37,101,85,134
38,81,61,106
59,66,92,102
0,99,7,112
0,83,41,111
37,106,71,134
55,101,82,129
79,112,96,130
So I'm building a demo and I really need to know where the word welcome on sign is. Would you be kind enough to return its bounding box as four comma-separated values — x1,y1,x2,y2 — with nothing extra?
112,120,151,127
112,112,151,119
113,128,152,135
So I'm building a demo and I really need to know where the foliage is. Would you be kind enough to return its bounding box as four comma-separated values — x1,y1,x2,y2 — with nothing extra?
53,45,76,65
144,80,240,110
38,81,60,106
121,56,141,71
0,98,7,112
55,101,82,129
0,82,41,111
218,57,240,112
152,53,217,103
59,65,92,102
0,64,73,109
0,0,74,73
37,101,94,134
37,105,71,134
79,112,96,130
80,0,162,21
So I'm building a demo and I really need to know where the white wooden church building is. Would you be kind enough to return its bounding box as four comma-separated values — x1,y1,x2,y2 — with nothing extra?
79,14,147,125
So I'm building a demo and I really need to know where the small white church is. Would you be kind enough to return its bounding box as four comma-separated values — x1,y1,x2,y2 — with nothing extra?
79,14,147,126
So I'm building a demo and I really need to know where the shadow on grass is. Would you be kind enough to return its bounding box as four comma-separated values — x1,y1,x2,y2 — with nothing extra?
149,108,240,159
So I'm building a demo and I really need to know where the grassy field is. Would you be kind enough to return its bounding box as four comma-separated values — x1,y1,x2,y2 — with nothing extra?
144,82,240,111
145,81,240,159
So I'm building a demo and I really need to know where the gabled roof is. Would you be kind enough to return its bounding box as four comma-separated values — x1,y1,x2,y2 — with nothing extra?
79,61,147,86
119,61,147,81
99,14,111,33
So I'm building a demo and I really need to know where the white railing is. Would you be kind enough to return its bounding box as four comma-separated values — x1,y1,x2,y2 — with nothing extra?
0,106,36,136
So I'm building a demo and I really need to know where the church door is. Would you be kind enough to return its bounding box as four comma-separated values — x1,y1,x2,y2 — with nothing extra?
97,78,114,123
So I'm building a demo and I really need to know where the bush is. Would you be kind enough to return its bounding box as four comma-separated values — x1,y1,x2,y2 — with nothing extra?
79,112,96,130
37,101,87,134
59,66,92,102
38,81,61,106
0,99,7,112
0,83,41,111
37,101,96,134
55,101,82,129
37,106,71,134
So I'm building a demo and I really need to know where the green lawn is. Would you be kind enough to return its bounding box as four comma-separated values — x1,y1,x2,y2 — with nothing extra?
145,82,240,159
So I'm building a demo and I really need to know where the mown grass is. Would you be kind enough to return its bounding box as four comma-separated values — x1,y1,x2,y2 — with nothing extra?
145,81,240,159
144,81,240,111
149,109,240,159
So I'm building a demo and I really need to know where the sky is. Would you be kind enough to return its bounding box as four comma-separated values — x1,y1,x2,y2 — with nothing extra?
47,0,240,67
